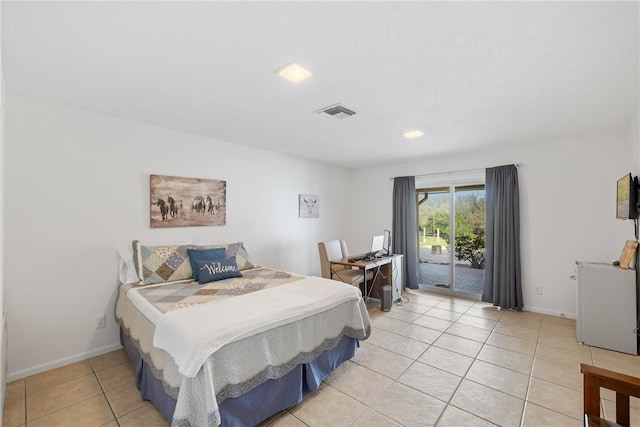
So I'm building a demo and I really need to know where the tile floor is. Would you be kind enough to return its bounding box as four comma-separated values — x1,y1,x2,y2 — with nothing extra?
3,288,640,427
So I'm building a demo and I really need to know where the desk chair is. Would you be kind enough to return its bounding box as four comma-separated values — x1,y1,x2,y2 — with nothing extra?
318,240,372,287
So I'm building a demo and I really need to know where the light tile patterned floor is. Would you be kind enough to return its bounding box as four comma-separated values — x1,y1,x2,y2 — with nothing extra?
4,288,640,427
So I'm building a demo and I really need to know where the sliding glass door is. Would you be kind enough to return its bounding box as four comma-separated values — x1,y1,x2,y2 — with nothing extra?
417,184,485,297
417,187,452,290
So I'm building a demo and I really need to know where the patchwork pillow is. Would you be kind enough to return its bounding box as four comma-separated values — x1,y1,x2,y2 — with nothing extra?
195,257,243,284
132,240,196,285
187,248,227,282
197,242,256,270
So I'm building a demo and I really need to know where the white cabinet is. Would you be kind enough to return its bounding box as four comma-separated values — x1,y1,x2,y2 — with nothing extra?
576,262,637,355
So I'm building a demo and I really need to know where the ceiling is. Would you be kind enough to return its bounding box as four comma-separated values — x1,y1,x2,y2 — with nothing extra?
2,1,639,169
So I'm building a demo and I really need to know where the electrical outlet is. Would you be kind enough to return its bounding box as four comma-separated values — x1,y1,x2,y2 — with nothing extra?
535,286,542,295
96,314,106,329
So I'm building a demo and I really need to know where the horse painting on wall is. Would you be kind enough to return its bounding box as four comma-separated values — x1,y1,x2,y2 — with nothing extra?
299,194,319,218
150,175,226,228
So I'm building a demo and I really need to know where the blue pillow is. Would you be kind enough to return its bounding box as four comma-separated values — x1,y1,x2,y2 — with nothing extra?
195,257,243,284
187,248,226,281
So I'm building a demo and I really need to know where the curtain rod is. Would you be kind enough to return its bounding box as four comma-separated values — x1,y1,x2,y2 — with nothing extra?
390,163,523,181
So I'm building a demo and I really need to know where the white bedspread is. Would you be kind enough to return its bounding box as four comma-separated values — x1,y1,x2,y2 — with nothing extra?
153,276,366,377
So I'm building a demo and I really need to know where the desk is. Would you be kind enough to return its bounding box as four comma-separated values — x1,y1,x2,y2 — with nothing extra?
329,255,403,303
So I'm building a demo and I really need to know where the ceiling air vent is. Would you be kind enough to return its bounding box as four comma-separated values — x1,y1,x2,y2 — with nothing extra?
315,103,357,119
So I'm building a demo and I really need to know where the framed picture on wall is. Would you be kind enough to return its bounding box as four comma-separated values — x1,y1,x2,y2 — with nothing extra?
299,194,319,218
150,174,226,228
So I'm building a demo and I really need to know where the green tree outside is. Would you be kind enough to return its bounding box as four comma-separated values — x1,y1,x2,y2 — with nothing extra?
418,189,485,269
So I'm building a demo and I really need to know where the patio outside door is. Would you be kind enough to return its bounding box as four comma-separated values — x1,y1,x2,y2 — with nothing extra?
416,184,485,297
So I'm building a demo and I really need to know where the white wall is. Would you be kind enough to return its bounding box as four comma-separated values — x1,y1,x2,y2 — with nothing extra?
4,93,638,379
347,132,635,318
3,95,351,379
0,0,5,323
629,108,640,174
0,3,6,419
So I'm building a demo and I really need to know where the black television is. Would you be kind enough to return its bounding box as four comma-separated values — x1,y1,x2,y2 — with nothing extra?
616,173,638,219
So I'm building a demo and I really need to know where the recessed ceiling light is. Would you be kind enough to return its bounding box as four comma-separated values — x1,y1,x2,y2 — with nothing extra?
403,130,424,139
277,63,312,83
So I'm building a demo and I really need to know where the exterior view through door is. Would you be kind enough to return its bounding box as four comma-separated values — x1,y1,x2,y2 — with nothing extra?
416,183,485,297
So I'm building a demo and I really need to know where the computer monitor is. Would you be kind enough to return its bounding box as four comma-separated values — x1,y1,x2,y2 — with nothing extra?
370,235,384,254
383,229,391,255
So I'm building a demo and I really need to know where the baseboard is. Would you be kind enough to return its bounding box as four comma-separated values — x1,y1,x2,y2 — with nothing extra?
7,342,122,382
524,305,577,320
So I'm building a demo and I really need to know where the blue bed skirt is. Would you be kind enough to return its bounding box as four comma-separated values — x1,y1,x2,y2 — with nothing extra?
120,328,358,427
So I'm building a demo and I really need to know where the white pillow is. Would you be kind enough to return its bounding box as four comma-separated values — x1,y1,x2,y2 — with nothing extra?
116,246,141,284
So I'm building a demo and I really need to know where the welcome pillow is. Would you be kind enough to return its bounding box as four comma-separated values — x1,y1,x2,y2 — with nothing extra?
195,257,243,284
187,248,227,281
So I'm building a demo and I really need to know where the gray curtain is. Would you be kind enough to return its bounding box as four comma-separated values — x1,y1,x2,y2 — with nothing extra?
483,165,523,310
393,176,419,289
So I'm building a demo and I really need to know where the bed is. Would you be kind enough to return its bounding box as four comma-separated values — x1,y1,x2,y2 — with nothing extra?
115,241,371,426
